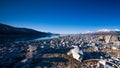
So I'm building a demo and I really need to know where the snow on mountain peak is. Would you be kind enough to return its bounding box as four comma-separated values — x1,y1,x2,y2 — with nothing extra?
97,29,111,32
82,29,120,34
97,29,120,32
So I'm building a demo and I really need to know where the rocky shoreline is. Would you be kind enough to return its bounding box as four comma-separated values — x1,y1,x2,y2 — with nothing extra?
0,35,120,68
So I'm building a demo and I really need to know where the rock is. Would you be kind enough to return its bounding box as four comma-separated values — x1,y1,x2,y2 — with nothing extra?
67,46,83,61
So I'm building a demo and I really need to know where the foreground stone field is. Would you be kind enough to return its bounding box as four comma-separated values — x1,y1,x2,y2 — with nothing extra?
0,35,120,68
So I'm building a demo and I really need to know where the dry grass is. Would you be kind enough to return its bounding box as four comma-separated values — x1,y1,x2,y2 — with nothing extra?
102,48,120,57
39,54,83,68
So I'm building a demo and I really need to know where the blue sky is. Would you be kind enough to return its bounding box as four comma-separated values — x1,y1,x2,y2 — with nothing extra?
0,0,120,34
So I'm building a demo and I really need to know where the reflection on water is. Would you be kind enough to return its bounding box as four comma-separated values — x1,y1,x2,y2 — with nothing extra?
0,35,60,44
34,35,59,41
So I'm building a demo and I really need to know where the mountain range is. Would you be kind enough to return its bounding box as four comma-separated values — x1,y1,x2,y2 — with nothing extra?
83,29,120,35
1,23,120,36
0,23,51,37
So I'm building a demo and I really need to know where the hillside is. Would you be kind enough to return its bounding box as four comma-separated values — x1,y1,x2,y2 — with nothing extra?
0,23,50,37
84,29,120,35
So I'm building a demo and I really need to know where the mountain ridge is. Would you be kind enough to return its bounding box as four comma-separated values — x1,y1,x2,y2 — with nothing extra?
83,29,120,35
0,23,51,37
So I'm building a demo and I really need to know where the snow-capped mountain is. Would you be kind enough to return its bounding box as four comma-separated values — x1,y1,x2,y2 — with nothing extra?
95,29,120,35
83,29,120,35
97,29,120,32
0,23,50,36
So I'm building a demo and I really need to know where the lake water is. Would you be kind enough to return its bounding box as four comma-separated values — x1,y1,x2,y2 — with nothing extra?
0,35,60,44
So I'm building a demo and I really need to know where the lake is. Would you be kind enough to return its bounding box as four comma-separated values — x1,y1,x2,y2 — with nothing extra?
0,35,60,44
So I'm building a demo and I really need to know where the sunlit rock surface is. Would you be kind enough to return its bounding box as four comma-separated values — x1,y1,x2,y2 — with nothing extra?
0,34,120,68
